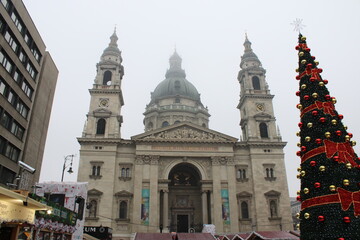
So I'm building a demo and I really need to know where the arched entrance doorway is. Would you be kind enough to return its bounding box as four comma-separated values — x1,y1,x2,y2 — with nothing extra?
167,163,202,232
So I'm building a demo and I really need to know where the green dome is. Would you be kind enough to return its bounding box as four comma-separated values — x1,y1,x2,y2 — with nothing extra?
151,77,201,102
150,51,201,103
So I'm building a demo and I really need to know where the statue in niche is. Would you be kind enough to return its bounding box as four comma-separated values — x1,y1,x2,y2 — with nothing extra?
173,172,192,185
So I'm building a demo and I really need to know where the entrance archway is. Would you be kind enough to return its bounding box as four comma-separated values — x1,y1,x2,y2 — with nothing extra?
167,163,202,232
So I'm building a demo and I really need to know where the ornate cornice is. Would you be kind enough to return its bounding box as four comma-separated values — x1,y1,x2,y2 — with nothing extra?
211,156,234,165
135,155,160,165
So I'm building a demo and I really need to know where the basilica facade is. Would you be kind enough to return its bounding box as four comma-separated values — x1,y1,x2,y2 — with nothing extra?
77,31,292,240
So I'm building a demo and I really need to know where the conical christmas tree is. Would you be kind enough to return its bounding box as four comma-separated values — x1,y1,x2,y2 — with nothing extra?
296,34,360,239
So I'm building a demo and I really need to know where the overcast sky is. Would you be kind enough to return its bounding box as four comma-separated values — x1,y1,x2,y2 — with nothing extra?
23,0,360,197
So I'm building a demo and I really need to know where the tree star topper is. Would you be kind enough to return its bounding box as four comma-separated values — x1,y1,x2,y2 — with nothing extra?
291,18,306,32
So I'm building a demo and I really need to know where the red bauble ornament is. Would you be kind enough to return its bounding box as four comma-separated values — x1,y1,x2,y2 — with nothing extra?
296,75,301,80
315,139,322,144
311,56,316,60
314,182,321,188
306,63,312,69
349,133,353,138
338,238,345,240
310,161,316,166
318,215,325,222
339,114,344,119
319,117,326,123
323,79,328,84
343,217,351,223
325,95,331,100
312,110,318,116
296,151,301,156
301,146,307,152
298,122,303,128
296,196,301,201
304,95,310,100
295,45,300,50
333,156,339,162
318,68,323,73
305,48,311,52
310,77,316,82
296,91,300,96
336,130,342,136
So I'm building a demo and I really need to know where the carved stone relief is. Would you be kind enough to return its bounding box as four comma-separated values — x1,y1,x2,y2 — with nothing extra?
143,127,227,141
135,155,160,165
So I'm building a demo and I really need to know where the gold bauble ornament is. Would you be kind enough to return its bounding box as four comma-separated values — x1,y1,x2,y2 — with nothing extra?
297,143,301,147
295,68,299,72
304,188,309,194
329,185,336,191
343,179,350,186
301,59,307,65
297,167,302,172
305,136,311,142
301,84,307,89
296,174,301,179
331,119,337,125
297,190,301,195
296,132,301,137
344,125,348,130
352,141,357,146
345,135,350,141
346,163,352,169
296,223,300,230
300,171,306,176
318,82,324,87
301,36,307,41
332,98,337,104
319,166,325,171
296,213,300,219
307,122,313,128
297,104,303,109
304,213,310,219
312,93,318,98
298,52,304,57
325,132,331,138
314,61,319,65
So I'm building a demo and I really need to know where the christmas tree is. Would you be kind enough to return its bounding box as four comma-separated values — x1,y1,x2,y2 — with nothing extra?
296,34,360,239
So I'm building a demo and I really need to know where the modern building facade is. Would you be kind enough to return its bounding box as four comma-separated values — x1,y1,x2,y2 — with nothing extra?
0,0,58,190
77,32,292,239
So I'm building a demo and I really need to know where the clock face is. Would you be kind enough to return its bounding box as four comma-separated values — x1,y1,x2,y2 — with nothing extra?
99,99,109,107
256,103,264,111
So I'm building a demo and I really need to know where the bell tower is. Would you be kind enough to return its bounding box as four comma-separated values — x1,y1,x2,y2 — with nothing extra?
82,30,124,138
237,35,281,142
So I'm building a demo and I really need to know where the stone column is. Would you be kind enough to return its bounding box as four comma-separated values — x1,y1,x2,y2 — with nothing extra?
163,190,169,231
202,190,208,224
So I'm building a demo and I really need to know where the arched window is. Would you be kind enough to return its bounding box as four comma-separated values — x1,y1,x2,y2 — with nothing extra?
96,118,106,135
202,123,207,128
162,121,169,127
242,169,246,179
88,200,97,218
270,168,274,178
126,168,130,177
259,122,268,138
174,120,180,124
119,201,127,219
241,201,249,219
147,122,153,131
237,169,242,179
103,70,112,85
270,200,278,217
175,98,180,103
266,168,270,178
96,166,101,176
121,168,126,177
252,76,260,90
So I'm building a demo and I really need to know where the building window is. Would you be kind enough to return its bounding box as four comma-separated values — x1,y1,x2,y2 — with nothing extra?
270,200,278,218
0,165,16,185
162,121,169,127
147,122,153,131
241,201,249,219
21,80,33,99
10,11,24,33
259,122,268,138
236,165,248,182
252,76,260,90
26,62,37,79
89,161,103,180
88,199,98,218
119,201,128,219
96,118,106,135
0,50,14,73
264,164,276,181
119,164,132,181
4,30,18,52
174,80,180,91
103,70,112,85
1,0,10,10
175,97,180,103
0,78,8,96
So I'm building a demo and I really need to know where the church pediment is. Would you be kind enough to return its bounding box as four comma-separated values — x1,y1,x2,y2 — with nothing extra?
88,188,103,196
114,190,133,197
132,122,237,142
93,108,112,117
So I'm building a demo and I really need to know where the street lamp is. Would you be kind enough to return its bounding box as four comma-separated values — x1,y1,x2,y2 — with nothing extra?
61,154,75,182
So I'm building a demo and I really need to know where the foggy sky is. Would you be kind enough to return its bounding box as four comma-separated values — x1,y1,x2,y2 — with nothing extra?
23,0,360,197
